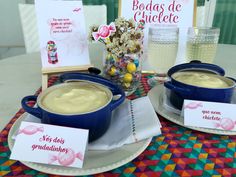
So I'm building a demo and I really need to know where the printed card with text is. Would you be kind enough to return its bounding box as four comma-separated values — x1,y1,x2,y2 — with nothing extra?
184,100,236,131
35,0,90,68
120,0,195,63
10,122,89,168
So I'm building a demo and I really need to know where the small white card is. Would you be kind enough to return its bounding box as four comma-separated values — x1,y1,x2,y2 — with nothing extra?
10,122,89,168
184,100,236,131
35,0,90,68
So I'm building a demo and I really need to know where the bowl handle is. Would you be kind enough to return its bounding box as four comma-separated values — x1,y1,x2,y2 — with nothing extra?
226,76,236,83
21,96,42,119
110,88,126,111
164,81,192,96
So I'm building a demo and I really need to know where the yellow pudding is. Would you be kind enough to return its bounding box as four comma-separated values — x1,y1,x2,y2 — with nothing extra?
41,83,110,114
172,71,230,88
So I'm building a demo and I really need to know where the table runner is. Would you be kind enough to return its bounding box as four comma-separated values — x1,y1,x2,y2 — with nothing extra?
0,74,236,177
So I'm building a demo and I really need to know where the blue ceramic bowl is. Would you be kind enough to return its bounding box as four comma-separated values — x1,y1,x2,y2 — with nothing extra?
21,73,125,142
164,61,236,110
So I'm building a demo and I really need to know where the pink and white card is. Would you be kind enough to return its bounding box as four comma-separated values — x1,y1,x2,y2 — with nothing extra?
183,100,236,131
120,0,195,63
35,0,90,68
10,122,89,168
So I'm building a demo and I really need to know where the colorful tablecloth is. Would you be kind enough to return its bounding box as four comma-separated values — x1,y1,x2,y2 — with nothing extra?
0,74,236,177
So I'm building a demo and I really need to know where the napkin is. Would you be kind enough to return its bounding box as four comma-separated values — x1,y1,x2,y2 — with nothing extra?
17,96,162,150
89,96,162,150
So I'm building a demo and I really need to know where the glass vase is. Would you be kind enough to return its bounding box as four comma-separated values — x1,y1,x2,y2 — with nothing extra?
103,51,142,96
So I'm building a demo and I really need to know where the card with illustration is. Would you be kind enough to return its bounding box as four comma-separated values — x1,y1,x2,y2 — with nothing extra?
10,122,89,168
184,100,236,131
35,0,90,68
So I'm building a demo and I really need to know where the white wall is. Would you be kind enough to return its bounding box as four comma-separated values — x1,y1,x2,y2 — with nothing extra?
0,0,26,59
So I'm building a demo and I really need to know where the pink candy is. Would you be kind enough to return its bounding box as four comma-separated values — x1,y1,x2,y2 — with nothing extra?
49,148,83,166
73,8,81,12
214,118,236,131
184,102,203,110
18,125,44,135
92,22,116,41
137,19,145,30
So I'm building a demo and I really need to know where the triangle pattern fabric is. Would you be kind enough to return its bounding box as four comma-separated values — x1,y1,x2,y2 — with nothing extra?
0,74,236,176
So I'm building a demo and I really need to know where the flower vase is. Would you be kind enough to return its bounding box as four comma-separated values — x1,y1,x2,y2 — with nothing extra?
103,51,142,96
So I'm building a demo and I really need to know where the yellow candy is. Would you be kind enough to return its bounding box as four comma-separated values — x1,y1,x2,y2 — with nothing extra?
104,38,111,45
106,53,112,60
123,73,133,83
124,82,131,88
108,67,116,76
127,63,137,73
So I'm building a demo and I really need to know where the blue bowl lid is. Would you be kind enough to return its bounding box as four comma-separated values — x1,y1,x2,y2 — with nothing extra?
167,60,225,77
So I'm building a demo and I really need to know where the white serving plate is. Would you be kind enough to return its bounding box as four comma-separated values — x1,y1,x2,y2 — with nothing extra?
8,113,151,176
148,84,236,135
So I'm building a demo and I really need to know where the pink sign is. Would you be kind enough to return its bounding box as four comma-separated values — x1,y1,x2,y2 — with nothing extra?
92,23,116,41
10,122,88,168
120,0,194,26
119,0,195,64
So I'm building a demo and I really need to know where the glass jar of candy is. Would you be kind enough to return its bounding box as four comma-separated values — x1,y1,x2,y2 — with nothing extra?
103,51,142,96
